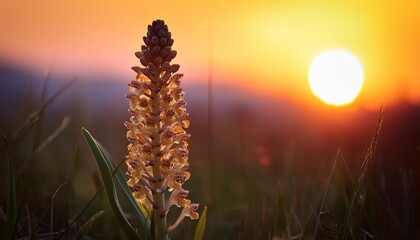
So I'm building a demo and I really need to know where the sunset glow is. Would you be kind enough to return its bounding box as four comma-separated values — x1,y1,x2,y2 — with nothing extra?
1,1,420,108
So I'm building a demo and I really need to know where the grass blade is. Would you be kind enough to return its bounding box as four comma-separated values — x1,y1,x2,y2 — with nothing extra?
271,182,290,240
17,116,71,175
58,139,100,239
313,149,340,237
60,186,103,239
75,210,105,240
342,107,383,239
49,183,67,239
81,127,141,240
11,78,77,143
1,134,17,239
25,202,36,239
194,206,208,240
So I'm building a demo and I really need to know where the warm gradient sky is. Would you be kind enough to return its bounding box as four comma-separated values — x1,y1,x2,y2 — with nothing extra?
1,1,420,109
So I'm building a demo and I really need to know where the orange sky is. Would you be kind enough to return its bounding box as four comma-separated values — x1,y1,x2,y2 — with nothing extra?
1,0,420,109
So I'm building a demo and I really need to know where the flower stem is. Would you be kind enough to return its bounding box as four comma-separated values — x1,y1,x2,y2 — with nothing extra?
151,77,168,240
152,192,167,240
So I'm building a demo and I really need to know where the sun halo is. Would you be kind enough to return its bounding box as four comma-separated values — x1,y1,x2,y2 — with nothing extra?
308,49,364,106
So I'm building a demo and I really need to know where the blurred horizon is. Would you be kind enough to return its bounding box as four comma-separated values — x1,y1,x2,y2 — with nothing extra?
2,57,420,197
1,60,419,164
1,1,420,109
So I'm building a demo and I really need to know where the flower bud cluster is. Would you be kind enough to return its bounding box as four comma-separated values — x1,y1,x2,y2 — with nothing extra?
125,20,198,232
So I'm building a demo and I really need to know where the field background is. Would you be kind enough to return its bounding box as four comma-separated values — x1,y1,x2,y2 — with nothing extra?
1,62,419,239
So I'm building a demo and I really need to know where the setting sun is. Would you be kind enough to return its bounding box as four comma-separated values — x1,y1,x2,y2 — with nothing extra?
308,49,364,106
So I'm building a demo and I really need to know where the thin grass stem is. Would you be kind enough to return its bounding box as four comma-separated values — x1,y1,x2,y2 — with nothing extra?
313,149,340,237
342,107,383,239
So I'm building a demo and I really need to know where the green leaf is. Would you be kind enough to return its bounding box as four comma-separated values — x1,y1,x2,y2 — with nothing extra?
194,206,207,240
81,128,142,240
75,210,105,240
96,141,151,238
